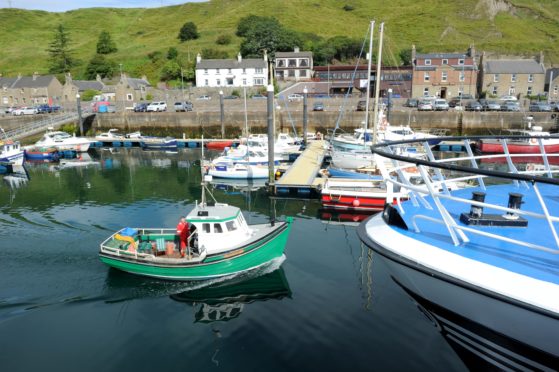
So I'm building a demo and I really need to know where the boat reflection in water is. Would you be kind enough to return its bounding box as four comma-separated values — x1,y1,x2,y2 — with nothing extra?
170,263,291,323
319,209,375,227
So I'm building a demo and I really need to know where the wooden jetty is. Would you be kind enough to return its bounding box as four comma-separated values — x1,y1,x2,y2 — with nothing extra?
274,140,328,197
89,137,240,149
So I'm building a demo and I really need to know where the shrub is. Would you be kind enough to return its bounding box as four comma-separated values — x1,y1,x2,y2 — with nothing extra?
216,34,232,45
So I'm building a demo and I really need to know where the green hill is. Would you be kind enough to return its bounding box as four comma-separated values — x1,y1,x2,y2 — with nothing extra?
0,0,558,84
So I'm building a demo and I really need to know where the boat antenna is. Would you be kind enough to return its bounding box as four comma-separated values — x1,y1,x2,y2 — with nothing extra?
201,134,206,207
372,22,384,144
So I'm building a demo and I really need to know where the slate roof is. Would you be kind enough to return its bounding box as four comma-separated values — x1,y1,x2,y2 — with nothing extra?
197,59,267,70
73,80,104,91
545,68,559,81
126,77,151,89
417,53,468,59
0,77,19,88
484,60,545,74
275,51,313,58
12,75,58,88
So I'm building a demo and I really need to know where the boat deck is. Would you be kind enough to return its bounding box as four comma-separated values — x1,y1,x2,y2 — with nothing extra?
274,140,327,197
395,183,559,285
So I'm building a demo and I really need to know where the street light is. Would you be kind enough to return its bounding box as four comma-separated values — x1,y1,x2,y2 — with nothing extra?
219,90,224,139
303,87,308,146
76,93,83,136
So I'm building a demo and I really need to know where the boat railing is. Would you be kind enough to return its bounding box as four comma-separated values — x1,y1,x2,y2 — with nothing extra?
372,135,559,255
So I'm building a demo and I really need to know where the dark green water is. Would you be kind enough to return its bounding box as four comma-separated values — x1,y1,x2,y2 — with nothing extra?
0,148,467,372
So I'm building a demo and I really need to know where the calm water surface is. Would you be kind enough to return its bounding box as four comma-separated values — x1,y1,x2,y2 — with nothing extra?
0,148,468,371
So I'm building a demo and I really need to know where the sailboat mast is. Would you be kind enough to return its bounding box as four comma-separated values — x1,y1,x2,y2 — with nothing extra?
200,134,206,206
364,20,375,133
372,22,384,144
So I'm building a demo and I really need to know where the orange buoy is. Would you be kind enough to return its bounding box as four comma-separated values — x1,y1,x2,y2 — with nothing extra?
352,199,360,207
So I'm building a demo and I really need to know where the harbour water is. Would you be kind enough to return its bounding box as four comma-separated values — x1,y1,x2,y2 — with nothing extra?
0,148,469,371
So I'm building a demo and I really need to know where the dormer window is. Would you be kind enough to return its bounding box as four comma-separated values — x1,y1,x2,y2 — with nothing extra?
458,59,465,65
425,59,431,66
442,59,448,65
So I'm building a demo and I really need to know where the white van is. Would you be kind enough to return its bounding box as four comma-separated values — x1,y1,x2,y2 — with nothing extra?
147,101,167,112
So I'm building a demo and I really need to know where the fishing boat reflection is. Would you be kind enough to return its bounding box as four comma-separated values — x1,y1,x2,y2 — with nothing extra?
319,209,376,227
170,267,291,323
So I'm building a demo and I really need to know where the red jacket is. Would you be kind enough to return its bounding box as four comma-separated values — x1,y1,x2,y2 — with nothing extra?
176,221,189,240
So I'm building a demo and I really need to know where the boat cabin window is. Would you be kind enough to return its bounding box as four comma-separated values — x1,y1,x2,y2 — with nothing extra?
202,223,210,233
226,220,238,231
214,223,223,233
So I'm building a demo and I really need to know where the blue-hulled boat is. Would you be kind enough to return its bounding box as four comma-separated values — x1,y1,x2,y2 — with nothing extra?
358,135,559,369
326,166,382,180
140,137,178,151
24,146,60,161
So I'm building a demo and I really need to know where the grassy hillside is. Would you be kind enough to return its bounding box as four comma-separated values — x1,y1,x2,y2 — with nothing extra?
0,0,558,83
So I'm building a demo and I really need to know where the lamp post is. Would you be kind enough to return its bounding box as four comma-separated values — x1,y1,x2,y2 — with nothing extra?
219,90,224,138
387,88,392,123
181,68,185,102
303,87,308,147
76,93,83,136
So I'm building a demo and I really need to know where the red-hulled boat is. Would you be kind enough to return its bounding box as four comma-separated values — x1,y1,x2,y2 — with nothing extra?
206,141,235,150
321,179,409,212
477,126,559,154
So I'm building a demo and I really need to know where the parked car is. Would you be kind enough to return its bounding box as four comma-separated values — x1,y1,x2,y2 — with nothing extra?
147,101,167,112
12,106,38,115
482,100,501,111
499,95,518,101
313,102,325,111
134,103,149,112
36,104,61,114
356,100,367,111
287,93,303,102
404,98,418,108
433,99,449,111
417,100,433,111
465,101,483,111
501,101,521,112
106,105,116,113
550,102,559,112
251,94,267,100
196,95,211,100
174,101,193,112
529,102,552,112
223,95,239,100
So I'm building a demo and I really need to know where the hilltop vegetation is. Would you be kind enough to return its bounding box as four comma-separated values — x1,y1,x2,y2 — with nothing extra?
0,0,558,85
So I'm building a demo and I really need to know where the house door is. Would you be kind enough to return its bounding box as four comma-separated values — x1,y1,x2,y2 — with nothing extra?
440,87,447,99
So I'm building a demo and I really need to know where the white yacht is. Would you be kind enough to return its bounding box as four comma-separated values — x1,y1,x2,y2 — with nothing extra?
35,128,91,152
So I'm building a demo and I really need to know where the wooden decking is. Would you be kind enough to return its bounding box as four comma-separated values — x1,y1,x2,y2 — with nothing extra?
274,140,328,196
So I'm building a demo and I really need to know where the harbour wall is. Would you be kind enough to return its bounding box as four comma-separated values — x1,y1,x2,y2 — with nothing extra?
91,111,559,136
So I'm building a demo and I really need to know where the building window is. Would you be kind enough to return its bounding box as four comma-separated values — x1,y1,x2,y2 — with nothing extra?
511,74,517,82
242,78,247,85
127,94,133,101
228,68,232,74
277,60,285,67
300,70,307,78
205,79,209,86
458,59,465,65
288,70,295,77
204,69,208,74
254,78,264,86
493,74,499,83
441,72,448,82
300,59,308,67
424,72,430,82
423,87,429,96
509,86,515,95
288,59,297,67
424,59,431,66
442,59,448,65
255,68,263,74
242,68,246,74
492,86,498,95
527,86,533,95
528,74,534,83
216,79,221,86
554,86,558,95
459,72,465,82
216,68,220,74
226,77,234,86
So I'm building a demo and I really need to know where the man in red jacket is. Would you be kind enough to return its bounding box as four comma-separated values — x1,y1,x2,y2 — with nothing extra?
176,216,190,257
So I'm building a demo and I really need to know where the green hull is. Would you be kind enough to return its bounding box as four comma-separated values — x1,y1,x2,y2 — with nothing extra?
99,221,292,280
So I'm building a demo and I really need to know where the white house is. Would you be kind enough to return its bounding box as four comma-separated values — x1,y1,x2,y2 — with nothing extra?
195,52,268,88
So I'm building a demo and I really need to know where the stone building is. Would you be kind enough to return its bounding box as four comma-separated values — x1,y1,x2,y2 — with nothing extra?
0,73,63,107
274,47,313,82
114,73,152,107
411,46,478,99
62,73,108,103
479,52,546,98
